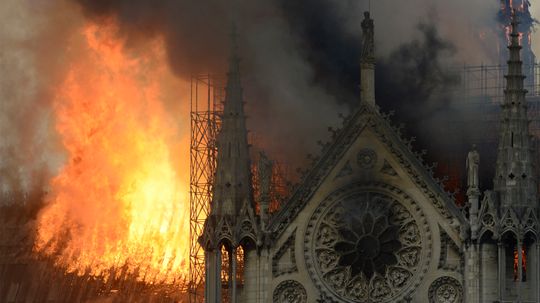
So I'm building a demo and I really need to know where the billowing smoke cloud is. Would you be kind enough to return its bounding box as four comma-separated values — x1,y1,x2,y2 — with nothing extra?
377,23,460,131
375,23,493,189
0,0,506,194
0,0,85,194
69,0,504,169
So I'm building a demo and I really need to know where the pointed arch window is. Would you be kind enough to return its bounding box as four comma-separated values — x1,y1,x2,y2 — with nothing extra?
218,243,247,302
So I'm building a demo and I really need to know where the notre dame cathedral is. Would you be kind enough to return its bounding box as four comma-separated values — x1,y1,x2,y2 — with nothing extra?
200,11,539,303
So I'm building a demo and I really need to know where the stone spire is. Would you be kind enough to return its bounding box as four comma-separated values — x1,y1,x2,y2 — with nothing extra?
360,11,376,107
210,26,254,218
494,11,537,209
201,28,258,303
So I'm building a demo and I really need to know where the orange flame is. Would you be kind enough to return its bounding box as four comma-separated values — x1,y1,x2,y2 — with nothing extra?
34,20,189,286
513,247,527,281
505,25,512,44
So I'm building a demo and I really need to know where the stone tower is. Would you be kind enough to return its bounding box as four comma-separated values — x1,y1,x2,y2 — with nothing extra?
466,11,540,302
494,11,537,210
200,27,259,303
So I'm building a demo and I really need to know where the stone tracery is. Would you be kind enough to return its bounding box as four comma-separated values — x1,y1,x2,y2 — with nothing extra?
305,185,430,302
428,276,462,303
273,280,308,303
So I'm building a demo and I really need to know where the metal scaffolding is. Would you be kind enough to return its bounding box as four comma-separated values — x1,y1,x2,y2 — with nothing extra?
458,63,539,103
251,153,290,214
189,74,224,303
454,63,540,138
188,74,292,303
432,62,540,203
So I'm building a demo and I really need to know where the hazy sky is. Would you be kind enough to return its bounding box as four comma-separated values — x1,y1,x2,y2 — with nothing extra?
531,1,540,56
1,0,539,193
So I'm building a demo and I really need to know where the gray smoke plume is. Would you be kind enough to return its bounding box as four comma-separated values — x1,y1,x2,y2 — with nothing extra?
0,0,507,194
0,0,85,196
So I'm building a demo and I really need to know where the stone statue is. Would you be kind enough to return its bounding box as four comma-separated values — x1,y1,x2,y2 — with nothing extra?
466,144,480,189
361,11,375,62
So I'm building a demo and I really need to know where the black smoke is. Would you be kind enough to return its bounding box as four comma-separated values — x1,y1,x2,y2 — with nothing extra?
278,0,361,103
0,0,503,193
68,0,501,189
376,23,497,194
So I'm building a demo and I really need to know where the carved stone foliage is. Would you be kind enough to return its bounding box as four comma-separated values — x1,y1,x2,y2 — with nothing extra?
357,149,377,169
501,209,518,233
272,230,298,277
523,208,538,233
428,276,462,303
305,183,430,303
481,214,495,228
273,280,307,303
476,191,498,241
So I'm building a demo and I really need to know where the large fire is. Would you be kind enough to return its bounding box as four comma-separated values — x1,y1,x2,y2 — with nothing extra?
34,20,190,286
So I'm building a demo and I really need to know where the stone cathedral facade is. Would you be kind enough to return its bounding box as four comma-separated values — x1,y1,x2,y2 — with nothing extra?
200,12,540,303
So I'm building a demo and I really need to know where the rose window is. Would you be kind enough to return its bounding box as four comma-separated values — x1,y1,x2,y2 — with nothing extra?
305,186,429,303
334,212,402,280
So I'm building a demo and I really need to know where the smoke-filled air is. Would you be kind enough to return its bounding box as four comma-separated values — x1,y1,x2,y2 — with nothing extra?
0,0,538,301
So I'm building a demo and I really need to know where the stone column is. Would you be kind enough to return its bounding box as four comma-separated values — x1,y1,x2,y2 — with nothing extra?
259,249,270,303
531,240,540,303
473,243,480,303
481,242,498,301
361,62,375,107
498,241,504,301
205,249,221,303
231,247,237,303
242,249,259,303
217,248,222,303
464,241,481,303
360,12,375,108
468,189,480,241
205,251,210,302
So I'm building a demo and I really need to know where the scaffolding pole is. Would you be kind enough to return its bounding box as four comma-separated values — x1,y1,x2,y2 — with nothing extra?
455,63,540,135
433,62,540,202
189,74,224,303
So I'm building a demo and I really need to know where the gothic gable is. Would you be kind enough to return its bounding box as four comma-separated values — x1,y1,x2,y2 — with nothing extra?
266,104,467,302
269,105,466,240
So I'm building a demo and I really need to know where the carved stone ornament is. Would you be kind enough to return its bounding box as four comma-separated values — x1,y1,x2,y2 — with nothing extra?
438,227,462,273
428,276,462,303
380,160,398,176
273,280,307,303
304,183,430,303
335,161,354,179
357,149,377,169
272,230,298,277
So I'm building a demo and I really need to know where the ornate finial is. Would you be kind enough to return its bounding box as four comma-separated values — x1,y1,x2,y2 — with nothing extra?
511,8,518,30
509,8,521,47
361,11,375,63
360,11,376,107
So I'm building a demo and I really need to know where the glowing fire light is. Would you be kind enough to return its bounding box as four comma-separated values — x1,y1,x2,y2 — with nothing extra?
34,20,190,285
513,247,527,281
